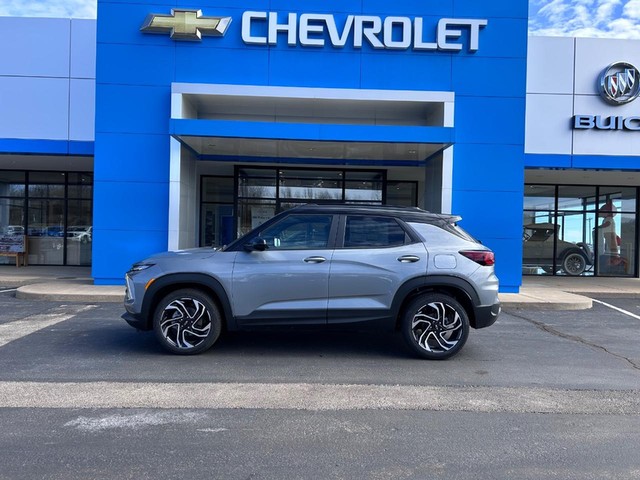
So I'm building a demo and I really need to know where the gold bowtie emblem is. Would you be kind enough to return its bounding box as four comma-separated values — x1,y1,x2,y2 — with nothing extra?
141,9,232,41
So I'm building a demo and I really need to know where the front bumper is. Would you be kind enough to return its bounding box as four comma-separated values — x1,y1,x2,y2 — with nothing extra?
122,312,151,331
472,301,501,329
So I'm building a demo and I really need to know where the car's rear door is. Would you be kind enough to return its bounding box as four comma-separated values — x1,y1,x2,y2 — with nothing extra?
327,214,428,325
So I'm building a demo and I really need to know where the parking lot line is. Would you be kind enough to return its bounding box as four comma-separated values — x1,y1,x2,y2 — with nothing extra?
0,305,95,348
592,299,640,321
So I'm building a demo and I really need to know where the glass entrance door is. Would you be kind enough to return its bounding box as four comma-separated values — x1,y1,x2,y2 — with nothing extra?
200,166,418,248
236,167,385,237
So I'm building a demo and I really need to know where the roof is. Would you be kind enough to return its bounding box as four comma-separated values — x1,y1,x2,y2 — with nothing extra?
290,204,461,224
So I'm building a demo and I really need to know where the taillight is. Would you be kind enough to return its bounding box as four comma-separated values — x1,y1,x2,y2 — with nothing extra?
459,250,495,266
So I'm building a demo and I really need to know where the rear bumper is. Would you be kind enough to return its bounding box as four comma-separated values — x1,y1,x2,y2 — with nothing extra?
472,301,501,329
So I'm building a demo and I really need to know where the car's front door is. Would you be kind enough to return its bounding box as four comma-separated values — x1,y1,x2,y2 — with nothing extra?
328,215,428,325
232,213,336,326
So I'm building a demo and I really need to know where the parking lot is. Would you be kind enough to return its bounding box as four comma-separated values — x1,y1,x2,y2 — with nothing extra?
0,284,639,479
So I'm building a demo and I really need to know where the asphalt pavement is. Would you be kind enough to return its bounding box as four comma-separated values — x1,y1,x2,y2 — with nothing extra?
1,271,639,479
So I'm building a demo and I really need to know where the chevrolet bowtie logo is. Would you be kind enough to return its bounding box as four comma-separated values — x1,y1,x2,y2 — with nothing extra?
140,9,232,41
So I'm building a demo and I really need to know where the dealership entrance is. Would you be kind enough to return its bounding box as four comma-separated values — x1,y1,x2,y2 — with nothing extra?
199,166,420,247
169,83,454,251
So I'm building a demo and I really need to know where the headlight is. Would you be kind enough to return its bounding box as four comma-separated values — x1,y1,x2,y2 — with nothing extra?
128,263,155,274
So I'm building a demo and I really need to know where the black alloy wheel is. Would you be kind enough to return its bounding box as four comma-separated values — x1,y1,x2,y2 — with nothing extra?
401,293,469,360
153,289,222,355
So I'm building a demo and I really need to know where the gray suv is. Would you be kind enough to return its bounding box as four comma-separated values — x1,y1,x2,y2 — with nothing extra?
123,205,500,359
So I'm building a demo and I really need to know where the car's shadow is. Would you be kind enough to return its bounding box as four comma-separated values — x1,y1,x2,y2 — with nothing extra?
210,328,413,359
107,322,415,360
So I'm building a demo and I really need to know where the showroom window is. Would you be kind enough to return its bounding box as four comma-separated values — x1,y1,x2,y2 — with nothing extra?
0,170,93,266
523,184,638,277
200,167,418,247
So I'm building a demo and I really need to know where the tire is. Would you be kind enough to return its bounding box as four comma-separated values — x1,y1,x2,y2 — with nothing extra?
401,293,470,360
562,252,586,276
153,289,222,355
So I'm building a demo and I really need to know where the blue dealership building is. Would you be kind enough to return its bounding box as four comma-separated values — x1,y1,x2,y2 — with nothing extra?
1,0,639,291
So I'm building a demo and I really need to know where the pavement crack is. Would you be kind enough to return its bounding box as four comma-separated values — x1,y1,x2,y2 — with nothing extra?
509,311,640,372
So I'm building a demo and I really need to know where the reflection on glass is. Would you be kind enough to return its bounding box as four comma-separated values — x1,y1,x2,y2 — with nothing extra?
0,171,26,197
237,200,276,237
256,214,333,250
557,186,597,211
386,182,417,206
27,199,65,265
599,188,636,213
523,185,556,211
0,170,93,265
68,173,94,199
201,204,234,247
29,172,66,198
202,176,234,203
65,199,92,266
238,169,276,199
596,209,635,276
525,184,637,277
0,199,25,234
280,170,343,201
522,214,595,276
345,216,406,248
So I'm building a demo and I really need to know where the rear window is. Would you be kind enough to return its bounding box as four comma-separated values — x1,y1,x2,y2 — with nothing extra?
408,221,480,246
442,223,479,243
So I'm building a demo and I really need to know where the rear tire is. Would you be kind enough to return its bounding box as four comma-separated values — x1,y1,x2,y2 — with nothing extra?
401,293,469,360
153,289,222,355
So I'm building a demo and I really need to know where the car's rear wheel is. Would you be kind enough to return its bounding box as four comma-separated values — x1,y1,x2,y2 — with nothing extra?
153,289,222,355
562,252,586,276
401,293,469,360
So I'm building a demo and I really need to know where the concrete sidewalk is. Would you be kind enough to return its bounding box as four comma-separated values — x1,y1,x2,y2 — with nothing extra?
2,265,639,309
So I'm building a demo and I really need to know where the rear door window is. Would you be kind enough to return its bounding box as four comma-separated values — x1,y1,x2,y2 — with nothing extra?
343,216,408,248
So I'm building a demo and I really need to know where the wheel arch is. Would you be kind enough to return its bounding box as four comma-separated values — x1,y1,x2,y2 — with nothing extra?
391,276,480,330
141,273,235,331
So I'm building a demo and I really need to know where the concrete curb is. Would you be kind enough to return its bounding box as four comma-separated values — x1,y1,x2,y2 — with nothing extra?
498,289,592,310
16,282,125,303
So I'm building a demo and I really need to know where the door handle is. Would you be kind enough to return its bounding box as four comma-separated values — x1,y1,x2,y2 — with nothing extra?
397,255,421,263
304,256,327,263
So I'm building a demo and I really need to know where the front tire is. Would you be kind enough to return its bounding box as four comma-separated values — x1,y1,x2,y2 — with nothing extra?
153,289,222,355
401,293,469,360
562,252,586,276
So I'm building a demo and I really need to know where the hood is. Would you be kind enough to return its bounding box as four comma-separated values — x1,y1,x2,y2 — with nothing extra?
146,247,218,261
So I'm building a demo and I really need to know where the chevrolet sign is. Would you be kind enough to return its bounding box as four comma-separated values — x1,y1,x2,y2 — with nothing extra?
242,12,488,51
141,9,488,52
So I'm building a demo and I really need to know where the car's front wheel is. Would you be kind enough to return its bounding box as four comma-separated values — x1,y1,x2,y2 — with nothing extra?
153,289,222,355
562,252,586,276
401,293,469,360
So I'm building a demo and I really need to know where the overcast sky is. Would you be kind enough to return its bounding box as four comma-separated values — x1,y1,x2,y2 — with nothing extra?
1,0,639,39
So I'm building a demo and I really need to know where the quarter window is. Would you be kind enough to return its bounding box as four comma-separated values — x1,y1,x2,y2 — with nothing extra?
344,216,407,248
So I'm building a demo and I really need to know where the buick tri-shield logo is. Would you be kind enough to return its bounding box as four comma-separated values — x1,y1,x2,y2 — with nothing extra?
599,62,640,105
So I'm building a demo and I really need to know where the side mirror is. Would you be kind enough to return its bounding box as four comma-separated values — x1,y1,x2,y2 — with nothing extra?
244,238,268,252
